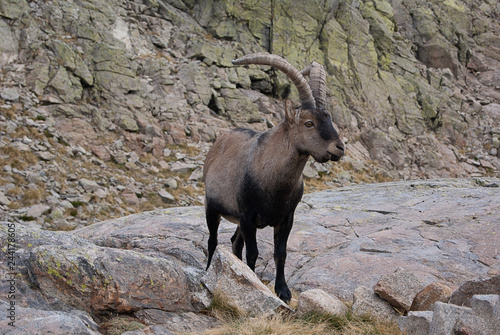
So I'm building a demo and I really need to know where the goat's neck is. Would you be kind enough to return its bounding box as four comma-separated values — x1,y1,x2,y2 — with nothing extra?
251,126,308,191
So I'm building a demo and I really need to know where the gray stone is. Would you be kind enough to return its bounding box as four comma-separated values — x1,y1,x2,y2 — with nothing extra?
0,19,18,65
79,178,100,192
287,179,500,300
352,286,400,321
27,204,50,218
398,311,433,335
188,168,203,181
91,145,111,161
373,267,423,313
302,163,319,179
112,151,128,165
450,276,500,307
158,189,175,204
0,0,29,19
122,189,139,206
1,87,20,102
164,178,178,189
119,116,139,132
297,289,348,316
170,162,197,173
469,294,500,332
470,294,499,316
35,151,57,161
202,245,291,316
0,302,100,335
0,192,11,206
429,302,472,335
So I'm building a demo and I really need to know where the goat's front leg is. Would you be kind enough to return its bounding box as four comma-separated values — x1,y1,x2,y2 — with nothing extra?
273,214,293,302
240,216,258,270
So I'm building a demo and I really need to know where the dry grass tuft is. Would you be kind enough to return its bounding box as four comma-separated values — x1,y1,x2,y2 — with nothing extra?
202,290,402,335
204,312,328,335
22,187,45,205
203,310,402,335
207,289,246,322
0,146,39,171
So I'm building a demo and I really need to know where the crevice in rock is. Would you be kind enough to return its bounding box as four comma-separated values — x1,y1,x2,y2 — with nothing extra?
346,217,360,237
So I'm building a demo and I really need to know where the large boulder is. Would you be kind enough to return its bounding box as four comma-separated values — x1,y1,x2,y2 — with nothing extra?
202,246,290,316
296,289,348,316
411,282,455,312
352,286,400,321
373,267,424,313
417,35,461,77
28,244,195,313
449,276,500,307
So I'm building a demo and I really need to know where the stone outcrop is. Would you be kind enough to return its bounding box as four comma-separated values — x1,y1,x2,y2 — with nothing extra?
1,178,499,333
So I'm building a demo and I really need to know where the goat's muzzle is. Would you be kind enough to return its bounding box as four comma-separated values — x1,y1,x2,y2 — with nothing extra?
328,142,345,161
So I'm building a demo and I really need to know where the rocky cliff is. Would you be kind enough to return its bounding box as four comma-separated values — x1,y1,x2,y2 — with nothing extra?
1,0,500,226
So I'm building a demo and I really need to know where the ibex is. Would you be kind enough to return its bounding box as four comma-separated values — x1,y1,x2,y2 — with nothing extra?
203,52,345,302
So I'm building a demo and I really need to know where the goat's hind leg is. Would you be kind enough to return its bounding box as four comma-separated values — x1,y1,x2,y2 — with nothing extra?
206,205,221,270
230,226,244,260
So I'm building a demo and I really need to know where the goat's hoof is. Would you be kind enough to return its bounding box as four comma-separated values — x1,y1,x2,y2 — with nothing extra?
276,287,292,303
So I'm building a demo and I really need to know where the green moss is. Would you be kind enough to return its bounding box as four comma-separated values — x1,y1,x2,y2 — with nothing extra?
47,268,62,278
442,0,466,12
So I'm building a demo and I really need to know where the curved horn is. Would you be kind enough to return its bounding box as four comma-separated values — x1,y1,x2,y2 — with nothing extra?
232,52,316,110
301,61,327,111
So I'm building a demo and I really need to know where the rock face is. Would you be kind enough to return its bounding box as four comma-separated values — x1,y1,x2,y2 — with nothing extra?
1,178,499,333
1,0,500,229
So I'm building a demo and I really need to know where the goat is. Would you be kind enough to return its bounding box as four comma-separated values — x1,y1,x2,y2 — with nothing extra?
203,52,345,302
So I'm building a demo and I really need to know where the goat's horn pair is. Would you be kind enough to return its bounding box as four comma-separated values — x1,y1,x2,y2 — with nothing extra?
232,52,317,110
300,61,326,111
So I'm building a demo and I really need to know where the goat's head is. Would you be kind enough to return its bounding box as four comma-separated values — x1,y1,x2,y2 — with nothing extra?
232,53,345,163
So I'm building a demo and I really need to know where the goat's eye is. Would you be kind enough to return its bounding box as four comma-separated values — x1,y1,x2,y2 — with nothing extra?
305,121,314,128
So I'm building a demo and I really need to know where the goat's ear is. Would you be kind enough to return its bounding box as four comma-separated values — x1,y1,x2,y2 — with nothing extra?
284,99,295,125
